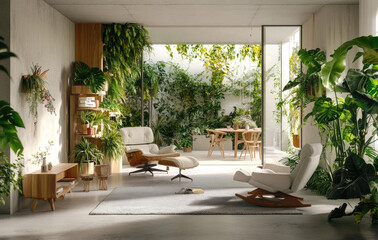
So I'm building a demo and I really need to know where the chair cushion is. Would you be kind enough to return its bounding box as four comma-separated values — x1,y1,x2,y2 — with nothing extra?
125,144,159,155
250,169,292,193
263,163,291,174
290,143,322,192
233,169,252,182
120,127,154,145
157,145,176,154
160,156,199,169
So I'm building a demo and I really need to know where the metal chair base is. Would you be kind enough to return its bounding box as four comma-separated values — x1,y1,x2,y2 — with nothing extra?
129,163,168,176
171,169,193,181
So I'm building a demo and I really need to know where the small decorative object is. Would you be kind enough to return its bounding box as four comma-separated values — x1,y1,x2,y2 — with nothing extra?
41,157,48,172
227,125,231,129
22,64,56,127
48,162,53,170
78,97,96,108
245,125,250,130
30,141,54,166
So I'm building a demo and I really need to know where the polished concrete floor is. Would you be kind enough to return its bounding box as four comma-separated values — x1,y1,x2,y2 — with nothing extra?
0,151,377,240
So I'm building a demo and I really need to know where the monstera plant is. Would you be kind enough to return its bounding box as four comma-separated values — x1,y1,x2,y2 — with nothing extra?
74,61,107,94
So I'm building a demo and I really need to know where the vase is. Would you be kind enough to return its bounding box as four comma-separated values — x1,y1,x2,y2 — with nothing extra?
41,157,48,172
245,125,250,130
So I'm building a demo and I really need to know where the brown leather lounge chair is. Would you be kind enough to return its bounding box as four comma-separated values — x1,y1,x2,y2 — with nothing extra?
120,127,180,176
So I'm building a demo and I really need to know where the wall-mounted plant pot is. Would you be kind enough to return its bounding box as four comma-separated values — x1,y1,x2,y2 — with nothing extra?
293,134,300,148
81,162,94,175
183,147,192,152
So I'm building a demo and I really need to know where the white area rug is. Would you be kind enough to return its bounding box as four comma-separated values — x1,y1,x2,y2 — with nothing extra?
90,164,301,215
90,186,301,215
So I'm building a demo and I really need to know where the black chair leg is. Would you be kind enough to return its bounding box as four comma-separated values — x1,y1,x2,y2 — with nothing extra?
129,163,167,176
171,169,193,181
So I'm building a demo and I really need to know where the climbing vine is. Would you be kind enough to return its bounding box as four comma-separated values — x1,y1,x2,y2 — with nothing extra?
102,23,151,100
166,44,261,86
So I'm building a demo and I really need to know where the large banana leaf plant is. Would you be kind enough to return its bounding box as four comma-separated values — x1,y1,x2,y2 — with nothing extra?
314,36,378,201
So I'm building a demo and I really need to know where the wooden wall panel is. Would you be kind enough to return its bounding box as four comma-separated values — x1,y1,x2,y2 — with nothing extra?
75,23,103,69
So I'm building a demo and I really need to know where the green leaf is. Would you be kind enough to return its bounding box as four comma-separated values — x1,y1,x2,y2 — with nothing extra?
321,36,378,89
0,100,25,155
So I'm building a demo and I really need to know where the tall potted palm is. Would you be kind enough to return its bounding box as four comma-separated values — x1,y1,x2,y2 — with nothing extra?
101,129,125,173
73,138,103,174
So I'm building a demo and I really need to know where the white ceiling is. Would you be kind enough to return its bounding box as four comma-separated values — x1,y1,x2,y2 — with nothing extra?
44,0,359,43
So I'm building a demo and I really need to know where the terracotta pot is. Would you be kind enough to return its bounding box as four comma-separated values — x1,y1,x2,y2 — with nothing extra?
183,147,192,152
82,124,88,134
293,134,300,148
87,127,95,135
233,125,239,130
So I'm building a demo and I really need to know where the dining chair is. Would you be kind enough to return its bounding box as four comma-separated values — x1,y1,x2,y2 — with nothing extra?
239,130,261,160
206,129,227,158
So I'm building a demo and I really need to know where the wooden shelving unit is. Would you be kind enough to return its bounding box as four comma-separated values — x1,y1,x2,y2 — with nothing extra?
23,163,79,211
70,85,104,160
70,23,104,159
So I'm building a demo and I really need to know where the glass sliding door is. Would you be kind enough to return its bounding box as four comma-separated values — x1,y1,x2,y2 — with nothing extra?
262,26,301,164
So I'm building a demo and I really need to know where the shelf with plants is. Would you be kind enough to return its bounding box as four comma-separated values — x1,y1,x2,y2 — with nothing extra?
70,61,108,160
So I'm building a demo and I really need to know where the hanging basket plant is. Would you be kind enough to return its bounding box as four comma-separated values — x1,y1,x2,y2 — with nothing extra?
22,64,55,125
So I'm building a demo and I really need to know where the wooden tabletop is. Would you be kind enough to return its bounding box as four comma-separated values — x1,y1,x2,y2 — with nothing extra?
26,163,78,175
216,128,261,133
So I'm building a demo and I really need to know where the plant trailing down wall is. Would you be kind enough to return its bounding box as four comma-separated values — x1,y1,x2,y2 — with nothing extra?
0,36,24,205
22,64,55,125
102,23,151,101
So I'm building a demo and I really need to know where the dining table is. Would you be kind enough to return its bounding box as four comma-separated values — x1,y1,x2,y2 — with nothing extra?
215,128,262,158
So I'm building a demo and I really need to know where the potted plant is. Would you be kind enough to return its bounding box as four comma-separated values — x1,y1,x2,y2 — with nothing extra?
101,129,125,173
91,112,108,135
74,61,107,94
181,138,193,152
22,64,55,126
232,116,242,129
79,111,94,134
73,138,103,175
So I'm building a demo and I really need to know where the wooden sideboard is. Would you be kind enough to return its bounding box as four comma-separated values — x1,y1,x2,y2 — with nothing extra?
23,163,79,211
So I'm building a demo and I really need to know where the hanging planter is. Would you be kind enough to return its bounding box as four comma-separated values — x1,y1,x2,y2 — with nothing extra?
22,64,55,126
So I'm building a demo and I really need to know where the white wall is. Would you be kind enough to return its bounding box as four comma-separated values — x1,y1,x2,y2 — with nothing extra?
0,0,75,214
301,5,359,148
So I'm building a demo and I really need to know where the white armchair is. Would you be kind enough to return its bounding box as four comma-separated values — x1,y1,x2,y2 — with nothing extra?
233,143,322,207
120,127,180,176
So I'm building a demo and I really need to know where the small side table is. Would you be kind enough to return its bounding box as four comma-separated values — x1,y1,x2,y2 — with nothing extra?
98,176,108,190
80,175,94,192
